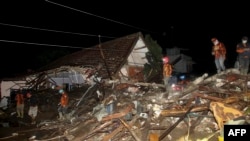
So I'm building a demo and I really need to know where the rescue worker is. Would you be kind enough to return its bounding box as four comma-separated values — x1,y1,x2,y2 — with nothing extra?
211,37,226,74
162,56,172,92
236,36,250,75
27,91,38,124
15,89,24,118
57,88,69,120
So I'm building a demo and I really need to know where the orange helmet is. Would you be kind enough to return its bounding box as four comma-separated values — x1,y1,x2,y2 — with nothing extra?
162,57,169,63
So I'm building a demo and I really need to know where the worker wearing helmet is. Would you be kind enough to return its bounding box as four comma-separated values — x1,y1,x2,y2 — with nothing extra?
211,37,226,74
162,56,172,92
57,89,69,120
52,85,69,120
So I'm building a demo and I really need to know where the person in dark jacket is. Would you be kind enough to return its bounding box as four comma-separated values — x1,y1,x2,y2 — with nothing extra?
27,91,38,124
236,36,250,75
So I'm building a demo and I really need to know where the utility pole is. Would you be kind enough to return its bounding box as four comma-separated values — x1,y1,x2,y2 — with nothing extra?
170,26,175,47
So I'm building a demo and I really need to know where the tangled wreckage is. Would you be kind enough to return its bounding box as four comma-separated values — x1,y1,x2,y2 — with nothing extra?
0,33,250,141
1,68,250,141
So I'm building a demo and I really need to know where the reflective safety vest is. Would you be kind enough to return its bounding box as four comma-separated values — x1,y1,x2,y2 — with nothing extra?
60,92,69,107
163,63,172,77
15,93,24,105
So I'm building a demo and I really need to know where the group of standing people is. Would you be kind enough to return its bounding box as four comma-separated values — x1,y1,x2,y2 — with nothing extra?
162,36,250,92
211,36,250,75
15,87,69,124
15,90,38,124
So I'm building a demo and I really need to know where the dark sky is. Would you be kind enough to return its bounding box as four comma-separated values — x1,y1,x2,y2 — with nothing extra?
0,1,249,78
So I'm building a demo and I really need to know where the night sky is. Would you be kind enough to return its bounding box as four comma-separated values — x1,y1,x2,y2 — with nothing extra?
0,1,249,78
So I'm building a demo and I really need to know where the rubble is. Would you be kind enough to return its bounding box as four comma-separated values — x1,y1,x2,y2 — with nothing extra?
0,68,250,141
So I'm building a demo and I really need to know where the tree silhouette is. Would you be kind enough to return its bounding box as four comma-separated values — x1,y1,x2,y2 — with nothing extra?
143,34,163,83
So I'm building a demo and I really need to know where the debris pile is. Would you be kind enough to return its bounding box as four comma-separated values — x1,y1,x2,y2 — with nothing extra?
1,68,250,141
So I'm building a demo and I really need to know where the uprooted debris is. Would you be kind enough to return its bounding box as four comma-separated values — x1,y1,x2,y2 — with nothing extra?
1,68,250,141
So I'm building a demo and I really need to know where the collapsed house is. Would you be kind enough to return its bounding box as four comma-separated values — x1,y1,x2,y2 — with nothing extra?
1,32,150,98
0,32,250,141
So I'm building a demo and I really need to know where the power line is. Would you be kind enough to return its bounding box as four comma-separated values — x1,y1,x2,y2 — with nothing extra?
45,0,160,34
0,22,116,39
0,39,129,51
0,39,83,49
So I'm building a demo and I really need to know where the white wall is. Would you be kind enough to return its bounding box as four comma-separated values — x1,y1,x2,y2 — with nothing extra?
1,81,26,98
127,37,149,66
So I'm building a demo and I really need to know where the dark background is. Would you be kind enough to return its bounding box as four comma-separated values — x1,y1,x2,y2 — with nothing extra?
0,1,249,78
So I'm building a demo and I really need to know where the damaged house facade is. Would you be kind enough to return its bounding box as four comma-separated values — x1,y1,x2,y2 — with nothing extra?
1,32,150,98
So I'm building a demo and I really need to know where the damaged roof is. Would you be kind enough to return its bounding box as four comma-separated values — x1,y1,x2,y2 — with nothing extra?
38,32,146,79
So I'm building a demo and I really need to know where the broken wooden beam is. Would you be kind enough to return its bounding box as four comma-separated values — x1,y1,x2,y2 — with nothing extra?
102,125,124,141
222,96,241,104
159,105,194,141
119,118,141,141
194,93,224,101
102,115,139,141
83,120,114,139
101,104,133,121
160,105,208,117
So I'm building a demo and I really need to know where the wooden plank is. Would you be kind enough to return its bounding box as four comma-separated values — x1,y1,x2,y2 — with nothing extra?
160,105,208,117
101,104,133,121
